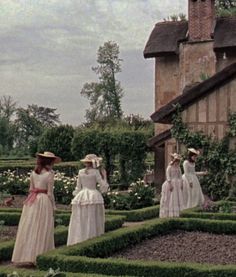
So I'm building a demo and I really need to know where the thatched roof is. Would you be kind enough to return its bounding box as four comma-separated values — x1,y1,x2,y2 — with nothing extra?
214,17,236,51
151,62,236,124
143,21,188,58
147,129,171,147
144,17,236,58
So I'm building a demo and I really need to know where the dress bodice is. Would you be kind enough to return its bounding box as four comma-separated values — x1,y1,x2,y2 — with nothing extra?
71,168,109,205
183,160,196,176
31,170,54,190
166,164,182,181
79,169,102,190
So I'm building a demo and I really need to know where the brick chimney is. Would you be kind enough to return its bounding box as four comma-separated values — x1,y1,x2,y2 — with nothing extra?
188,0,215,41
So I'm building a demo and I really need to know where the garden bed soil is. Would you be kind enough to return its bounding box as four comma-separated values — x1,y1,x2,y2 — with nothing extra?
112,230,236,265
0,226,17,242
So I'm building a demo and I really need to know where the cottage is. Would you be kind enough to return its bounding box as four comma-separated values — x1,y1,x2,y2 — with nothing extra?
144,0,236,185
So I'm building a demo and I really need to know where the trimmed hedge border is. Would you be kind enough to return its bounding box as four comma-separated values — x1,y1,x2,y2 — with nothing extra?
0,266,114,277
106,205,159,221
37,218,236,277
181,201,236,221
0,161,79,176
0,205,159,224
0,215,125,262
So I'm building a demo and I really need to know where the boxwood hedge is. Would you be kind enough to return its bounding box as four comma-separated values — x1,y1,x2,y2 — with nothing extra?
37,218,236,277
0,215,124,262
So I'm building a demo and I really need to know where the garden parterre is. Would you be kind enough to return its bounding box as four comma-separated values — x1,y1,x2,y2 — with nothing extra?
36,217,236,277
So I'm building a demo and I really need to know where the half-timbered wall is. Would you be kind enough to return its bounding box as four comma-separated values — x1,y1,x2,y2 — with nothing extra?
182,78,236,140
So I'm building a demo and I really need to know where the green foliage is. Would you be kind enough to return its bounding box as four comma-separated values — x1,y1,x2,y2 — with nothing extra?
0,117,15,152
38,125,75,161
72,128,149,186
106,205,160,221
216,0,236,16
104,180,155,210
0,215,124,263
37,218,236,276
171,108,236,200
0,266,109,277
81,41,123,122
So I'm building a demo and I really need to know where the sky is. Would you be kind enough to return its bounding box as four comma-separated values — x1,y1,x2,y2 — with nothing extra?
0,0,187,125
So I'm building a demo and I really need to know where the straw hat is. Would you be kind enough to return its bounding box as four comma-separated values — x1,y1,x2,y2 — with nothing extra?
36,151,61,163
170,153,182,161
80,154,103,168
188,148,200,156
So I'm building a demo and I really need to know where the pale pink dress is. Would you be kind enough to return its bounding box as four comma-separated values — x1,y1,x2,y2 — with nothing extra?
12,170,55,264
67,168,109,246
159,164,184,218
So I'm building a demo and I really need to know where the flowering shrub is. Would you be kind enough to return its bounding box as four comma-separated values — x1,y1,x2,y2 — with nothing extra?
201,200,234,213
0,170,76,205
53,172,76,205
104,179,155,210
201,200,219,213
0,170,29,195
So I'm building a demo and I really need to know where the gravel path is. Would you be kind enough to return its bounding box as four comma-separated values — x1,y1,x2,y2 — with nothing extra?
112,230,236,265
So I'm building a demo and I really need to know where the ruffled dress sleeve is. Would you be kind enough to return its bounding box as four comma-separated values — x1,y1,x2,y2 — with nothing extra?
47,171,56,210
72,171,82,196
96,170,109,193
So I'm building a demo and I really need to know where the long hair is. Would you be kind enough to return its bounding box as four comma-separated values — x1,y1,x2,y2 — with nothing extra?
34,156,55,174
188,152,197,163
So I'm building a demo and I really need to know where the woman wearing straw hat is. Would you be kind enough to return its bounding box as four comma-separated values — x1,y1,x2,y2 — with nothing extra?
67,154,109,245
12,151,61,266
159,153,184,218
182,148,207,209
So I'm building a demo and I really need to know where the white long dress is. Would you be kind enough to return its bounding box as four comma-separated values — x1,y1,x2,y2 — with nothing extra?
159,164,184,218
67,168,109,246
12,170,55,264
182,160,205,209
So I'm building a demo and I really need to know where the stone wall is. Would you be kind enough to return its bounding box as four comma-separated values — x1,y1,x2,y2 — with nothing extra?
154,55,180,134
179,41,216,92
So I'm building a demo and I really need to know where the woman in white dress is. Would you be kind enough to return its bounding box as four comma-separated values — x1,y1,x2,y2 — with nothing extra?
67,154,109,246
159,153,184,218
182,148,207,209
12,151,61,265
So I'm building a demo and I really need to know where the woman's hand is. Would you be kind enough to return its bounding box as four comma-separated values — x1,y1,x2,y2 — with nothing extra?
168,182,173,192
189,182,193,188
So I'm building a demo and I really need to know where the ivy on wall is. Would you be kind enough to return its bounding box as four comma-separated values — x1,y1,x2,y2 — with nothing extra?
171,106,236,200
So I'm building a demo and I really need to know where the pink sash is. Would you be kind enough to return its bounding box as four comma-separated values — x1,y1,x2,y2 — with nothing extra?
24,188,48,205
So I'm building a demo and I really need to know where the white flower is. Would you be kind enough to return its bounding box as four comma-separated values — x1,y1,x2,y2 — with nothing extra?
144,184,149,187
137,197,141,200
115,192,119,195
107,192,111,196
113,200,116,203
135,193,138,196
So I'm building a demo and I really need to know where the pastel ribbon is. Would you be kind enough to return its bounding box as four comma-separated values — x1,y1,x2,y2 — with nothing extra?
24,188,48,205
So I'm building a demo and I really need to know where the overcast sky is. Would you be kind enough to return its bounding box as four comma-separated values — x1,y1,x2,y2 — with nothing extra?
0,0,187,125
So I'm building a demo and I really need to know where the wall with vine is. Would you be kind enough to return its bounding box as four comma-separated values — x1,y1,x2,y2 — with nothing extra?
171,107,236,200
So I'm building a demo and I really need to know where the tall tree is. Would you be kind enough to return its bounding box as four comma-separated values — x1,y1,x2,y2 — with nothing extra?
81,41,124,122
0,95,17,121
15,108,43,148
27,104,60,127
